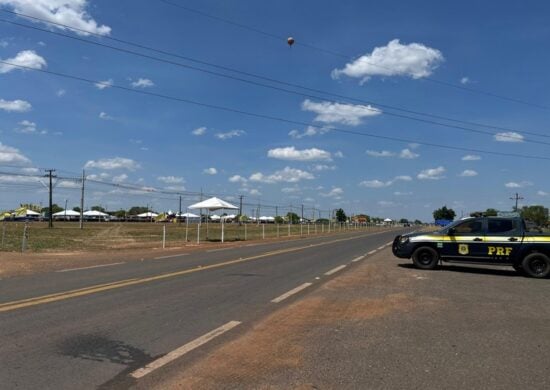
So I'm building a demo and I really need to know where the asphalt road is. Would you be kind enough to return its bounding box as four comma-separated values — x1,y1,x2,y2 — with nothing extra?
1,228,405,389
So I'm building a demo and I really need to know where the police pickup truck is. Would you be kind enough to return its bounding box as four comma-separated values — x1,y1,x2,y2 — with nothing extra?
392,217,550,278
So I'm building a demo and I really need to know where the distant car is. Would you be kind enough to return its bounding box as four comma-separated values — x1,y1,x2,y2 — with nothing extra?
392,217,550,278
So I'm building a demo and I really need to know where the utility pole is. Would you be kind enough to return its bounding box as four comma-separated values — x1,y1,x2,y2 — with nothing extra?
510,193,524,212
239,195,243,225
301,204,304,224
179,195,182,224
44,169,56,228
79,170,85,229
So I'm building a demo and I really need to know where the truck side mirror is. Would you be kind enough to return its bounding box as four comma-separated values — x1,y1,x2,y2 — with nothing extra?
448,227,456,235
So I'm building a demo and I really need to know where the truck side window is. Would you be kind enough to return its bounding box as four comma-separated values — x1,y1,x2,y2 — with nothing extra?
454,220,483,234
488,219,516,234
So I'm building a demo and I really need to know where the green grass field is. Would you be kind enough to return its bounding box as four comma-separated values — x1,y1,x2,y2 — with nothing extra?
0,221,385,252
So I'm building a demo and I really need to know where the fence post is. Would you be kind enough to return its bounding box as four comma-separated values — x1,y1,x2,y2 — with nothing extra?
21,223,29,253
308,224,310,235
197,223,200,244
288,222,291,237
262,224,265,240
1,222,5,249
277,223,279,238
244,223,247,241
162,224,166,249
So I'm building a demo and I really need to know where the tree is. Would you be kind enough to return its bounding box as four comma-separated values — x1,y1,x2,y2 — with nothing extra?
335,208,347,222
414,219,422,225
521,205,549,227
20,203,41,212
485,208,498,217
433,206,456,221
128,206,149,215
73,206,81,212
286,212,300,224
274,216,284,224
41,203,63,216
113,209,126,218
91,205,106,213
399,218,409,224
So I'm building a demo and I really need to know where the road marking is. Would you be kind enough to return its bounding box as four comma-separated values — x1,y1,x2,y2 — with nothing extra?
154,253,189,260
56,262,125,273
0,232,395,313
386,241,393,246
325,265,347,276
351,255,365,263
377,246,385,250
207,247,234,253
271,283,313,303
367,250,377,255
130,321,241,379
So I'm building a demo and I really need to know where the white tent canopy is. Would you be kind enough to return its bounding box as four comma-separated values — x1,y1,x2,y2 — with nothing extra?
383,218,393,222
188,197,238,243
188,197,238,211
53,210,80,217
137,212,158,218
24,209,40,216
209,214,221,220
177,212,200,218
83,210,109,216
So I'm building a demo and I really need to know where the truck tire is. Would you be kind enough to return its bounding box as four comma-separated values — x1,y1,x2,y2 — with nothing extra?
412,246,439,270
521,252,550,278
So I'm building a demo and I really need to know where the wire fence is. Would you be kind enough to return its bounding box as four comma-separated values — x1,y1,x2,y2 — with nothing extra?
0,221,393,253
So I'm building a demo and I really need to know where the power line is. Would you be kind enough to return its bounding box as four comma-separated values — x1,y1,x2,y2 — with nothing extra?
156,0,550,111
1,14,549,142
2,60,550,162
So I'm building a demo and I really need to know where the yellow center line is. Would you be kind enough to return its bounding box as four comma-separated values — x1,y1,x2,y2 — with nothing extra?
0,231,391,313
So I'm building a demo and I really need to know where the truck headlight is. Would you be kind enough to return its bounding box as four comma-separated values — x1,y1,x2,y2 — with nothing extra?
399,236,409,244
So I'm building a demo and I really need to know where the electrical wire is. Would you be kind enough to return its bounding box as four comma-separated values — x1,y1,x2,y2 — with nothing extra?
1,13,549,142
2,60,549,162
156,0,550,111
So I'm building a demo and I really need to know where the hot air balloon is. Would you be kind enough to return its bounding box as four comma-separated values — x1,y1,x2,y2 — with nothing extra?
287,37,295,47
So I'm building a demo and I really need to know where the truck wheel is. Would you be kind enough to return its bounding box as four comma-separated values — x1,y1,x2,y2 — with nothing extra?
521,253,550,278
412,246,439,270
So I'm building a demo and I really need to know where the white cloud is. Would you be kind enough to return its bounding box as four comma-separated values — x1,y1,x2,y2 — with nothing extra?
462,154,481,161
228,175,247,183
311,164,336,171
359,175,411,188
399,148,419,159
57,180,80,188
334,151,344,158
0,50,46,73
203,167,218,175
0,141,31,164
84,157,140,171
0,98,31,112
0,174,39,184
0,0,111,36
131,78,154,88
215,129,245,140
394,191,413,196
459,169,478,177
321,187,344,199
460,77,470,84
267,146,332,162
112,174,128,183
537,191,548,196
378,200,396,207
417,166,446,180
192,126,206,136
56,89,66,97
288,125,330,139
164,185,186,191
331,39,444,82
157,176,185,184
302,99,381,126
494,131,524,143
505,181,533,188
249,167,314,184
15,119,46,134
366,150,395,157
281,186,300,193
0,39,8,48
99,112,113,120
94,79,113,90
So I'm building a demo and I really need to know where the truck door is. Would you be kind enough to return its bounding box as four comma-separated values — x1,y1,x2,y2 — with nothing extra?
440,218,487,260
485,218,522,264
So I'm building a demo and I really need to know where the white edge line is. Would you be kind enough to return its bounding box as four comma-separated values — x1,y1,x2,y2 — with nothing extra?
56,262,125,273
154,253,189,260
351,255,365,263
271,282,313,303
324,264,347,276
367,250,377,255
130,320,241,379
206,248,233,253
377,246,385,250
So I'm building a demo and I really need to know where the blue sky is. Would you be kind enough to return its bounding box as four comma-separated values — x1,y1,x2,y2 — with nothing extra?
0,0,549,221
